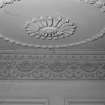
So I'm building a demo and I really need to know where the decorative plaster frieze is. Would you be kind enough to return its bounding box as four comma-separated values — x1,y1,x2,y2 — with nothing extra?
0,53,105,80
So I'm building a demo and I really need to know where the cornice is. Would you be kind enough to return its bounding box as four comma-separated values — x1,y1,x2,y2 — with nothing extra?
0,50,105,80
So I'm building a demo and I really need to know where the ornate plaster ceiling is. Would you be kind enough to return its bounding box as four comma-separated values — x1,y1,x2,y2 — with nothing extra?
0,0,105,48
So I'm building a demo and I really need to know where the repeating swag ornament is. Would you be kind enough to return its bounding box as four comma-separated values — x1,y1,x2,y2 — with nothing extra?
0,53,105,80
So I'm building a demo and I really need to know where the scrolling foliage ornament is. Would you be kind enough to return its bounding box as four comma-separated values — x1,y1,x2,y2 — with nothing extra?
0,0,21,8
0,53,105,80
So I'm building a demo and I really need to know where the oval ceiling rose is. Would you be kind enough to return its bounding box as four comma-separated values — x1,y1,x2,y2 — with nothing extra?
24,16,78,40
0,0,105,48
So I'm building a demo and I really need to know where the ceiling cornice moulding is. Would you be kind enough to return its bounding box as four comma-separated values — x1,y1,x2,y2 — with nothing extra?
0,50,105,80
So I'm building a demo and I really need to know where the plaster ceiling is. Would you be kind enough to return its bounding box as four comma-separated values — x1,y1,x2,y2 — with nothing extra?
0,0,105,48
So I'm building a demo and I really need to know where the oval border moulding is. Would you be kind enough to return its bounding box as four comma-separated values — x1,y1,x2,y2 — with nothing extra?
0,0,105,48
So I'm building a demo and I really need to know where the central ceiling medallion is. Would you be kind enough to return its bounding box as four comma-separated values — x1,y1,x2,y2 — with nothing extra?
24,16,78,40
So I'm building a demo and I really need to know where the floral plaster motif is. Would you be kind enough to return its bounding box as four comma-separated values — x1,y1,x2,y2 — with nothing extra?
24,16,78,40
